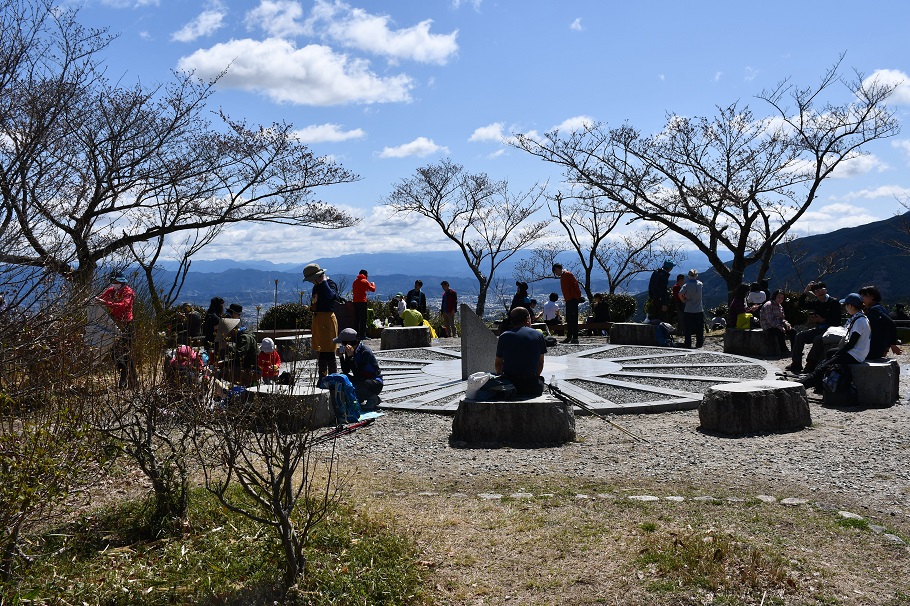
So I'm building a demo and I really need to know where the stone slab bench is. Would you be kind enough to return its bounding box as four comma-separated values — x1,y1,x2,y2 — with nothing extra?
244,384,333,432
823,359,900,409
699,380,811,436
548,321,614,336
450,395,576,446
272,335,312,362
381,325,431,350
723,328,781,358
609,322,659,346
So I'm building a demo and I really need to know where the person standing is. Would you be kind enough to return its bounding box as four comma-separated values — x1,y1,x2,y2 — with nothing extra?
671,273,686,334
352,269,376,340
552,263,583,344
202,296,225,355
441,281,458,338
96,273,137,388
679,269,704,349
304,263,341,379
406,280,427,316
648,259,675,322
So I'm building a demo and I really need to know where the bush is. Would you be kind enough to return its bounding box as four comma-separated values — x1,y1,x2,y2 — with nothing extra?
260,303,312,331
605,293,637,322
781,291,809,326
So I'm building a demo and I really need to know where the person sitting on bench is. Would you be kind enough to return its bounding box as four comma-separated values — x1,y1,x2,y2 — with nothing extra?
494,307,547,396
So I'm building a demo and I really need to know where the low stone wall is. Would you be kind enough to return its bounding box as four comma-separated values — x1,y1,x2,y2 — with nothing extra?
699,380,811,436
451,395,576,446
381,326,431,350
609,322,658,346
243,385,333,432
723,329,781,358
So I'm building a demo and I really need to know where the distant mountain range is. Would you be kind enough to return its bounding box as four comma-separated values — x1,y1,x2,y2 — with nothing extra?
159,212,910,312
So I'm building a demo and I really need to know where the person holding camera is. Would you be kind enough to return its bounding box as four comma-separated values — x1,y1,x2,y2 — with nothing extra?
335,328,383,410
552,263,584,344
786,281,843,374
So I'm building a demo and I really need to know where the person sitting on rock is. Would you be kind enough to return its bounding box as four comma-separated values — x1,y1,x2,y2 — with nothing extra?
335,328,383,410
759,290,795,355
787,281,842,374
798,293,870,390
859,285,902,359
401,300,424,327
494,307,547,396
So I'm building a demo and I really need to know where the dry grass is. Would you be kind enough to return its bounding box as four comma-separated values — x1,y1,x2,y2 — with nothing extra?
344,466,910,606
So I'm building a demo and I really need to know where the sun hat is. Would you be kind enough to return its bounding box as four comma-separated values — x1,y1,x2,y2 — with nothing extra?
840,293,863,308
260,337,275,353
303,263,325,283
333,328,359,343
227,303,243,315
687,269,699,278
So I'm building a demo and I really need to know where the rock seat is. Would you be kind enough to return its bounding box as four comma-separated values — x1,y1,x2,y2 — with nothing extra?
723,328,781,358
451,395,576,446
381,326,431,350
699,379,810,436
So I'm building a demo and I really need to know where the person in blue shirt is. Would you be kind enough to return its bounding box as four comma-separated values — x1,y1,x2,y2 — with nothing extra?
495,307,547,396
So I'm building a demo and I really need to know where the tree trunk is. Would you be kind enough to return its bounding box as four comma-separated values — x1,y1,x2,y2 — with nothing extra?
475,281,488,318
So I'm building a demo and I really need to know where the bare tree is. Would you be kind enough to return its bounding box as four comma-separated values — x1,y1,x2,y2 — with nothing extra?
778,235,856,291
514,56,900,297
595,227,683,294
196,388,342,590
0,0,359,291
383,159,550,316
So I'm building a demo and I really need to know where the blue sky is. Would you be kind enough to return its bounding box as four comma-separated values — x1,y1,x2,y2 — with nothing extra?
77,0,910,263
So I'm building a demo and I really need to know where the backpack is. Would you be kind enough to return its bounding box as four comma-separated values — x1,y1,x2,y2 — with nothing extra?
822,364,855,396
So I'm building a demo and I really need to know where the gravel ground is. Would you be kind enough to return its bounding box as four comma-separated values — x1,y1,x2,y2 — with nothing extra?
340,334,910,524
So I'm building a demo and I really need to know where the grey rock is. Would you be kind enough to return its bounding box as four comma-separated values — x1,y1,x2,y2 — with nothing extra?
451,395,576,446
460,304,498,379
699,380,811,436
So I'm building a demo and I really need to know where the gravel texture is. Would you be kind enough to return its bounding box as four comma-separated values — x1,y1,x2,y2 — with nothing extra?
344,334,910,523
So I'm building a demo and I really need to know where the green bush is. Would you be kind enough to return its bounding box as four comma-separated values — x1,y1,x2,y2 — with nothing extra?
260,303,312,331
781,291,809,326
605,293,636,322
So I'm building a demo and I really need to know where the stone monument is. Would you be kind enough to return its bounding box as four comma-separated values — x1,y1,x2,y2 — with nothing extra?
460,303,498,380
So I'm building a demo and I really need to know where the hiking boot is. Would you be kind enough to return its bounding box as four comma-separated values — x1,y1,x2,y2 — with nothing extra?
784,363,802,374
561,338,573,344
569,338,579,344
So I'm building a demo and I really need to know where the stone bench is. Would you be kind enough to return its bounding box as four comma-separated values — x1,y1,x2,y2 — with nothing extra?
450,395,576,446
380,325,431,350
699,380,811,436
723,328,781,358
609,322,658,346
272,335,312,362
243,384,333,432
822,359,901,409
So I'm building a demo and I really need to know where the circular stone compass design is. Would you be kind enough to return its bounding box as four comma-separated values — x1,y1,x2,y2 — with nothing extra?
375,344,777,414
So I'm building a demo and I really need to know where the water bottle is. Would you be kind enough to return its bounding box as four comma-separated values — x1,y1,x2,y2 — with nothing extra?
550,374,557,388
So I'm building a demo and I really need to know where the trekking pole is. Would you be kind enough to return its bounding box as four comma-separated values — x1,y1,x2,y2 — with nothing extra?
548,382,648,443
312,418,375,446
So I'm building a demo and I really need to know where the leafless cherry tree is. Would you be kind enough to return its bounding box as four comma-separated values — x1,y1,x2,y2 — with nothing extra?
514,56,900,296
383,159,550,316
0,0,359,294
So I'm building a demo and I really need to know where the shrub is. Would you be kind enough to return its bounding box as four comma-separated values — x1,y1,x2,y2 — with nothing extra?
605,293,637,322
260,303,312,331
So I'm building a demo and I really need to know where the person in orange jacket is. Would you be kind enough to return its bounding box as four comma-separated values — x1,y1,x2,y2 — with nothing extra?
552,263,584,344
352,269,376,340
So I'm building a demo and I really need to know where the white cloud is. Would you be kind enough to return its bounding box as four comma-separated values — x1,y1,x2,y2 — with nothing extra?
569,18,583,31
552,115,594,132
308,0,459,65
197,206,458,262
743,66,758,82
486,148,506,159
451,0,482,10
379,136,448,158
171,4,227,43
177,39,413,105
294,123,365,143
713,71,722,82
793,202,882,233
893,139,910,162
245,0,305,38
468,122,505,143
834,185,910,202
829,153,888,179
658,74,665,81
100,0,159,7
863,69,910,105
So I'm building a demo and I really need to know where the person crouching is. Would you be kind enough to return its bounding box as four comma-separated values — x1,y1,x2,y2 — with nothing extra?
334,328,383,410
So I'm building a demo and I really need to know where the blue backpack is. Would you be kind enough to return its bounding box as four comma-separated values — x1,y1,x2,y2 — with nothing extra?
317,373,361,423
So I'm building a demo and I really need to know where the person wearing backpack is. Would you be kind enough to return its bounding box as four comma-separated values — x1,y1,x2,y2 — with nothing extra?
798,293,870,390
304,263,342,379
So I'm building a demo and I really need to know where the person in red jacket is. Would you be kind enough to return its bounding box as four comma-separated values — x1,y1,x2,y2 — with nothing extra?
95,273,137,388
352,269,376,340
257,337,282,385
552,263,584,344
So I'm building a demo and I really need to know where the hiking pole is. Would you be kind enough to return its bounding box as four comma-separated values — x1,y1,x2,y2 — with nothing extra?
312,418,375,446
548,382,648,443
